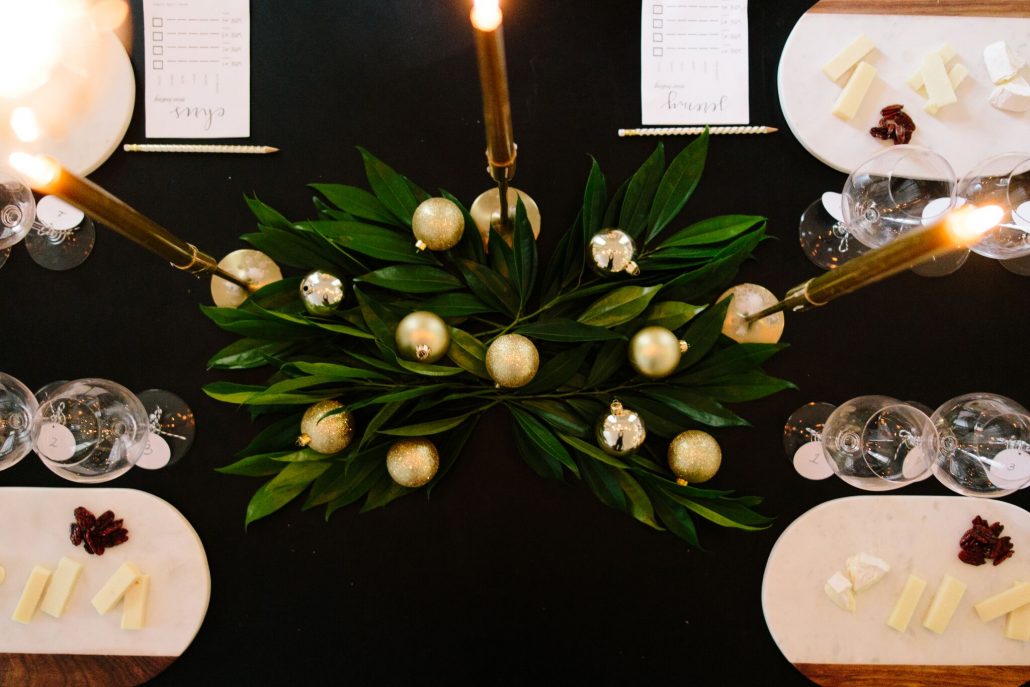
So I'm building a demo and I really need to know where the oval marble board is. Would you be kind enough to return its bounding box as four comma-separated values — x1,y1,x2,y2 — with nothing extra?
0,488,210,687
762,495,1030,687
778,0,1030,178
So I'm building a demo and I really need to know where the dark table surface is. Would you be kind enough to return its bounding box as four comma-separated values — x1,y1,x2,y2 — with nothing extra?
3,0,1029,684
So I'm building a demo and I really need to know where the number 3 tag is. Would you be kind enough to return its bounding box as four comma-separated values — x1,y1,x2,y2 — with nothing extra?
136,432,172,470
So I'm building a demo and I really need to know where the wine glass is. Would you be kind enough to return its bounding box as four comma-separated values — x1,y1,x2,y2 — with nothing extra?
0,169,37,271
135,388,196,470
30,378,149,483
930,393,1030,498
799,147,957,272
784,396,936,490
0,372,38,471
23,195,96,271
957,152,1030,275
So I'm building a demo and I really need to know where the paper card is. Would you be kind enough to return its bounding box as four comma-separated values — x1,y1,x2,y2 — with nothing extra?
640,0,750,125
143,0,250,138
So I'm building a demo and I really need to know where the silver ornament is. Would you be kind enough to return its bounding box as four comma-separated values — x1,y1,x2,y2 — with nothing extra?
595,399,647,457
412,197,465,251
299,270,345,316
589,229,640,276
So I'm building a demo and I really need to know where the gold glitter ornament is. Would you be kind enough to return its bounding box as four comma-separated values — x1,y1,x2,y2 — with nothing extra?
485,334,539,388
628,326,689,379
667,430,722,484
296,400,355,455
595,399,647,457
395,311,450,363
412,197,465,251
589,229,640,276
386,438,440,488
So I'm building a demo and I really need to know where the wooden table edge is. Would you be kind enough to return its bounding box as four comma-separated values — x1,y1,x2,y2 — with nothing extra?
795,661,1030,687
808,0,1030,17
0,653,177,687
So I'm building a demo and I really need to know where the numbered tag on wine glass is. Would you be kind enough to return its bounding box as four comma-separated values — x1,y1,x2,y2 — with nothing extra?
36,196,85,231
136,432,171,470
901,447,930,481
988,448,1030,489
793,441,834,480
37,422,75,462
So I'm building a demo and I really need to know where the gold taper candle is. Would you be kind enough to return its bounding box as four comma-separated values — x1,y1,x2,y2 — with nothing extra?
9,152,252,290
746,205,1005,323
471,0,516,183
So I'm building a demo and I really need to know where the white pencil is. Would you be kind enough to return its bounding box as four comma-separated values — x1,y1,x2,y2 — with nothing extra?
618,126,777,137
123,144,279,154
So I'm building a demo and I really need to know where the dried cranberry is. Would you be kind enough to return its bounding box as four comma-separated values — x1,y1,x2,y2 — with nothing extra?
68,506,129,556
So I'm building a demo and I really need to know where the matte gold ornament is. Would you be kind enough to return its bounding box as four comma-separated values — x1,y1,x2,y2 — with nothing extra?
485,334,539,388
386,438,440,488
470,187,542,250
668,430,722,485
595,399,647,457
210,249,283,308
628,326,689,379
718,283,785,344
412,197,465,251
395,311,450,363
296,400,355,455
589,229,640,276
299,270,345,316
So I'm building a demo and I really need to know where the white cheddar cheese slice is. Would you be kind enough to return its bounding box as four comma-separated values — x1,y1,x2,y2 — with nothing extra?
832,61,877,121
908,44,957,91
923,575,967,634
846,552,890,592
887,574,927,632
91,562,142,615
984,41,1025,85
822,33,876,82
40,556,84,618
922,53,957,108
1005,582,1030,641
12,565,52,624
990,77,1030,113
975,581,1030,622
0,566,5,585
121,575,151,630
925,63,973,114
824,571,856,612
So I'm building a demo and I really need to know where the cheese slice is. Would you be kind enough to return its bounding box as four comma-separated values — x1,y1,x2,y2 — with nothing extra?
91,562,142,615
990,77,1030,113
846,552,890,592
975,582,1030,622
887,574,927,632
921,64,970,115
11,565,52,624
0,566,5,585
822,33,876,82
908,44,957,91
824,571,856,612
922,52,957,108
832,61,877,121
923,575,967,634
984,41,1025,85
40,556,84,618
1005,582,1030,641
121,575,150,630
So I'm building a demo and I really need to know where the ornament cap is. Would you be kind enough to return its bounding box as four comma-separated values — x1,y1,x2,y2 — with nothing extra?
610,399,625,415
676,477,689,486
296,433,311,448
415,343,432,361
679,340,690,353
415,239,427,251
625,260,640,276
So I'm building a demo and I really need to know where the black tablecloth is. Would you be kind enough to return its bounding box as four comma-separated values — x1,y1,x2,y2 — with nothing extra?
3,0,1029,683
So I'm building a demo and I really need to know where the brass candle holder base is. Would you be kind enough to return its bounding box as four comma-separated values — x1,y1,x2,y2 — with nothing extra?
470,186,541,249
210,249,283,308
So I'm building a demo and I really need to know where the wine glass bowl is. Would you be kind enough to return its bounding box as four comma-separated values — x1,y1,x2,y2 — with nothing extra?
0,372,38,471
30,378,149,483
0,169,36,252
956,153,1030,262
930,392,1030,498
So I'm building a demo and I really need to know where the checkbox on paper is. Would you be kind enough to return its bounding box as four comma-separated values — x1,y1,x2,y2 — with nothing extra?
653,4,663,14
653,47,664,57
653,33,663,43
152,17,163,27
152,31,163,41
152,60,163,70
653,18,663,28
152,45,164,55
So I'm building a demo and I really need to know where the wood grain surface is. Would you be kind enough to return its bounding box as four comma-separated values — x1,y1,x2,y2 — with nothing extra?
809,0,1030,17
796,662,1030,687
0,654,175,687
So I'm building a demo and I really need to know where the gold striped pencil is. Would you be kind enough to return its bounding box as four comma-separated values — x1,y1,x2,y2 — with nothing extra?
618,126,777,137
123,144,279,154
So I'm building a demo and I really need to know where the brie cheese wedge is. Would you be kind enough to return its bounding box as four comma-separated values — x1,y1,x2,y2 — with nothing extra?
846,552,890,592
990,77,1030,113
824,571,856,612
984,41,1025,85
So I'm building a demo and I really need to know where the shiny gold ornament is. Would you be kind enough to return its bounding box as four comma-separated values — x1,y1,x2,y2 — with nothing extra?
628,326,689,379
210,249,283,308
595,399,647,457
589,229,640,276
668,430,722,484
718,283,785,344
412,198,465,251
470,187,541,249
299,270,345,316
395,311,450,363
386,438,440,488
485,334,539,388
296,400,354,455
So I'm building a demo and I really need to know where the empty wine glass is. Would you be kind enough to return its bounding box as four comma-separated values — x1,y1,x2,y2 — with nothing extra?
799,146,957,271
930,393,1030,498
0,169,37,271
784,396,936,490
0,372,38,471
135,388,196,470
30,378,149,483
957,152,1030,275
23,195,96,271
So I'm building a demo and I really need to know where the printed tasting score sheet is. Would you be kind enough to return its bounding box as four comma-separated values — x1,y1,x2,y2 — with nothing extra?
640,0,750,125
143,0,250,138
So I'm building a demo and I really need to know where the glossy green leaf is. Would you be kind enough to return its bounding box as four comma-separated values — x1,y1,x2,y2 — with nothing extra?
310,183,396,224
358,147,421,225
510,198,538,308
690,372,798,403
578,459,627,512
510,406,579,478
521,400,592,438
558,433,629,469
515,319,623,343
360,469,413,512
203,381,266,404
441,190,486,264
234,412,305,457
677,296,732,368
355,265,463,293
360,402,404,448
618,144,664,239
200,305,315,341
582,157,607,236
414,292,493,317
305,221,432,264
458,258,519,317
242,228,343,272
651,491,700,548
659,215,765,248
639,301,705,332
578,285,662,327
646,130,709,242
513,421,564,480
245,462,330,527
427,416,480,492
395,359,465,377
245,196,293,231
447,327,489,379
308,445,388,511
380,413,471,436
603,177,630,229
676,343,788,385
207,338,294,370
284,362,389,381
354,288,400,346
520,345,589,395
585,337,628,388
216,452,290,477
664,226,765,302
614,470,661,529
642,388,749,427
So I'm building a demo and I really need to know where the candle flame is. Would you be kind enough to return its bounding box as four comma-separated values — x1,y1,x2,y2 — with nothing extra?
0,0,88,99
9,152,60,189
10,107,42,142
947,204,1005,246
90,0,129,31
471,0,502,31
